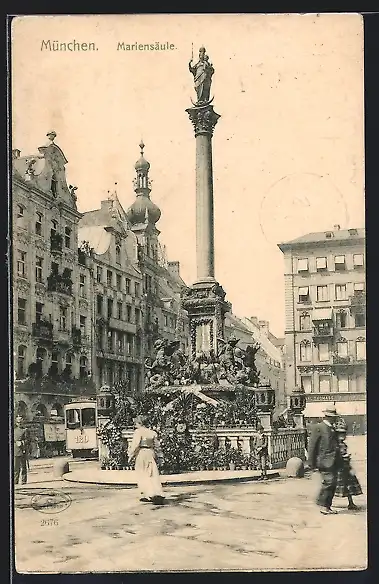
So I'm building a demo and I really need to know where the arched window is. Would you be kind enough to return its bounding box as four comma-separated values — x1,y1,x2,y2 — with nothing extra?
17,345,27,379
300,340,312,362
35,403,48,418
115,245,121,265
16,401,28,418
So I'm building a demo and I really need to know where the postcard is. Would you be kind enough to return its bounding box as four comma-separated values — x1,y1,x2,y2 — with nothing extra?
10,13,366,573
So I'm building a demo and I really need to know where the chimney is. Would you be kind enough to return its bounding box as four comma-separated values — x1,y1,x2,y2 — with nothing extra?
258,320,269,336
12,149,21,159
333,224,341,231
168,261,180,276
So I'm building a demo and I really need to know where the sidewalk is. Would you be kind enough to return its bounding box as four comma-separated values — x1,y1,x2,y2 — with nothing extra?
63,468,280,486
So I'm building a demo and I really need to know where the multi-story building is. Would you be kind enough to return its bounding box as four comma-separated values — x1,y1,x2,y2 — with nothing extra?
278,226,366,432
78,142,189,390
224,313,286,411
12,131,94,420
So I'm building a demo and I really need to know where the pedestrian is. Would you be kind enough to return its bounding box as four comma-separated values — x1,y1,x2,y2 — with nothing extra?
307,405,341,515
334,418,363,511
128,414,165,505
14,414,31,486
352,421,357,436
256,423,269,480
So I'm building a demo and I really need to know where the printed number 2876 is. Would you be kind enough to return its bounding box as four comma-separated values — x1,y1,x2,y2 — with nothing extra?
41,519,58,526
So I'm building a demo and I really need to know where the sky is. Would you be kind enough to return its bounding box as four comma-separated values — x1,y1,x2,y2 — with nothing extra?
11,13,365,337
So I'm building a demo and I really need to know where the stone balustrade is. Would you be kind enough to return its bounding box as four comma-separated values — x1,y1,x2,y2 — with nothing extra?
98,424,306,469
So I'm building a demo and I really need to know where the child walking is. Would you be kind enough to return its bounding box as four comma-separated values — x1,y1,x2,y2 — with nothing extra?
334,418,363,510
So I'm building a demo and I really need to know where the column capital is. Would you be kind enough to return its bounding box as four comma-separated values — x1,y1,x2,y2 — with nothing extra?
186,104,221,137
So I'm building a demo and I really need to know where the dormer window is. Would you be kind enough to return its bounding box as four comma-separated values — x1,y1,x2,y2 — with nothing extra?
297,258,309,273
115,245,121,265
325,231,334,238
51,173,57,196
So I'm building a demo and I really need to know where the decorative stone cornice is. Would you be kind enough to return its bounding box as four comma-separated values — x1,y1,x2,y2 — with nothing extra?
186,104,221,137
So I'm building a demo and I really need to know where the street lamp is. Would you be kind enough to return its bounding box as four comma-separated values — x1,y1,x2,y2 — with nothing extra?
254,378,275,430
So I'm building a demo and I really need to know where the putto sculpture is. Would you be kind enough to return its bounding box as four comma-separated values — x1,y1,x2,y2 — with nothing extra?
188,46,215,106
144,335,260,391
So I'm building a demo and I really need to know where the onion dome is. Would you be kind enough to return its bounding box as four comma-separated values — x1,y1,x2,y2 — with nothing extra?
134,140,150,172
126,141,161,226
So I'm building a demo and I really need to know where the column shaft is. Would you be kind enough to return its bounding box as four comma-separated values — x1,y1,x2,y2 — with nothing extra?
196,133,215,281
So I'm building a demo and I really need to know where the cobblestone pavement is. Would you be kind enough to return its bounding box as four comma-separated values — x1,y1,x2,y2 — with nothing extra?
14,437,367,573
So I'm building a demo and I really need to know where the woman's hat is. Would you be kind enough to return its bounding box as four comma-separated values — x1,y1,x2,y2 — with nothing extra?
323,406,338,417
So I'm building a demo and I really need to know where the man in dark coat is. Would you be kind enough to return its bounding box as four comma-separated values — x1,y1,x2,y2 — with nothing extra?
14,414,30,485
256,423,269,480
307,406,341,515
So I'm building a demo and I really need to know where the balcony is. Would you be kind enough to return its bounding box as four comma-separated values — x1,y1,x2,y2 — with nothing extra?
47,273,73,296
332,354,351,366
350,292,366,314
108,317,136,333
312,326,334,342
55,329,71,346
72,327,81,347
32,320,53,341
50,232,63,253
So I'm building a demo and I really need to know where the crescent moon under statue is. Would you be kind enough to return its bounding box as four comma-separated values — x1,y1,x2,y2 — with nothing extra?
190,95,215,107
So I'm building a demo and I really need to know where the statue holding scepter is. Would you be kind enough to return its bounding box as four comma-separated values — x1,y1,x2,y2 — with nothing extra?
189,46,215,105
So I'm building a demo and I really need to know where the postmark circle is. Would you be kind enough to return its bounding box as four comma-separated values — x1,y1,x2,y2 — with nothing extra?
31,490,72,514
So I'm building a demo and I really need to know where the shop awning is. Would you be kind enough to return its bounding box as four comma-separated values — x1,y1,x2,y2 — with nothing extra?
312,308,333,321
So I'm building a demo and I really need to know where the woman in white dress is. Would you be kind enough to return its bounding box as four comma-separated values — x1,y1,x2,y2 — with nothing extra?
128,415,165,504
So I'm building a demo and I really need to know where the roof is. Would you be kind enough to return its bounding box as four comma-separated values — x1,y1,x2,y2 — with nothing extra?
278,227,365,250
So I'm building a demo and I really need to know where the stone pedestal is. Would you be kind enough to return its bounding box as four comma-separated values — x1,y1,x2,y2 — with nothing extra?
257,412,273,431
293,413,305,429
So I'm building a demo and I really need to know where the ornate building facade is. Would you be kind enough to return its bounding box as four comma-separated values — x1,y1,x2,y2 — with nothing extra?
278,226,366,432
12,132,93,420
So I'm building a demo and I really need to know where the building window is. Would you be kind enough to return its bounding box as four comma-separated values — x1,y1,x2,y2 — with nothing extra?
115,245,121,265
79,274,86,297
107,270,113,287
298,287,310,303
316,285,329,302
51,351,59,376
96,294,103,315
335,310,347,328
117,333,124,353
80,356,87,379
107,330,114,352
60,307,67,330
51,173,57,196
319,375,331,393
96,266,102,283
17,250,27,277
356,339,366,361
18,298,27,324
297,258,309,272
335,284,347,301
107,298,113,319
80,315,86,335
354,282,365,293
64,227,71,248
51,219,58,235
300,342,311,362
125,278,131,294
318,343,329,362
17,345,26,378
35,302,43,323
316,257,327,271
334,255,346,271
51,261,59,274
164,314,168,327
355,313,365,328
337,340,348,357
337,374,349,392
301,377,312,394
65,352,73,375
35,256,43,282
35,212,43,235
353,254,364,268
116,274,122,291
135,308,140,326
135,282,140,297
126,305,132,322
117,302,123,320
126,334,132,355
16,205,25,228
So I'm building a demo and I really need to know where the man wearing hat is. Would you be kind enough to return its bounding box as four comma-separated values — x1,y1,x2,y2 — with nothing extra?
307,405,342,515
14,414,31,485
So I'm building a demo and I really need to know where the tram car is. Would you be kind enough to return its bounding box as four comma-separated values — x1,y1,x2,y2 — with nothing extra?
64,399,98,458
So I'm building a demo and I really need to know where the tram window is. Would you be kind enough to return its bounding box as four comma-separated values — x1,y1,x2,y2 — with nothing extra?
66,408,81,429
82,408,96,427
